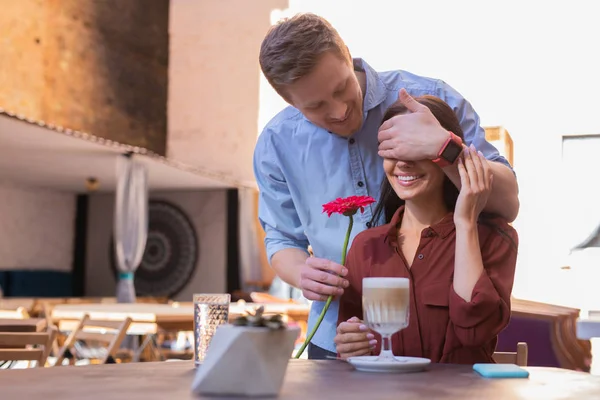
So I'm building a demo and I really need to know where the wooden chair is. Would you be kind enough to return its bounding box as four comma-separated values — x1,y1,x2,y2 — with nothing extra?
54,314,132,365
502,297,591,371
0,327,57,367
493,342,528,366
41,302,61,357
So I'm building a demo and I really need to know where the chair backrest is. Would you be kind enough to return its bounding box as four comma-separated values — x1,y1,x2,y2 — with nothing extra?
0,327,57,367
54,314,132,365
493,342,528,366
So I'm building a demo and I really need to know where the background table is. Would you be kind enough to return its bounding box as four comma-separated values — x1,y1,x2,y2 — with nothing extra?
0,360,599,399
51,302,309,334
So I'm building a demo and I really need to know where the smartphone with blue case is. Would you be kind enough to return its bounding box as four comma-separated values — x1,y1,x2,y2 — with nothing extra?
473,363,530,379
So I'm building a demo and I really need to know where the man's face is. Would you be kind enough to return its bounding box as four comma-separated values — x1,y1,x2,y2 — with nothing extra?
285,52,363,137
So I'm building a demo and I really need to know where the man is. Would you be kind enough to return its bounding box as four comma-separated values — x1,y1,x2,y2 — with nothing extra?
253,13,519,359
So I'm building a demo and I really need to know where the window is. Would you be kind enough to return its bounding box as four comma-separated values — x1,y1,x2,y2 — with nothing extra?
560,135,600,312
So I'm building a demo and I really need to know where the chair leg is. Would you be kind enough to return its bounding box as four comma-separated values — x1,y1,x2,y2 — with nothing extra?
516,342,528,366
55,315,89,366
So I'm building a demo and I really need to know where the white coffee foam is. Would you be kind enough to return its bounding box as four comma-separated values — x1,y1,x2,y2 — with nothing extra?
363,277,409,289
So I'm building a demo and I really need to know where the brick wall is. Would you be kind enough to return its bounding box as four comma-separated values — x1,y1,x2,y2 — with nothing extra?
0,0,169,154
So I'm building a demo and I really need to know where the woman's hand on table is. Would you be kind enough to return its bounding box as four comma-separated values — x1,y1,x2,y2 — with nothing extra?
334,317,376,359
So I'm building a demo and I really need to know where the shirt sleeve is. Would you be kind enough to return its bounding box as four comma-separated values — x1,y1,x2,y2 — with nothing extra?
253,130,309,262
448,223,518,347
337,241,364,325
434,80,514,173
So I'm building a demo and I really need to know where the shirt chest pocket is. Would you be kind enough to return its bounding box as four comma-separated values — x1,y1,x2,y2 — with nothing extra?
419,281,453,352
421,281,451,308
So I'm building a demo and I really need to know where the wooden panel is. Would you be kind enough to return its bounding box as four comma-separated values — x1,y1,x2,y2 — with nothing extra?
485,126,514,166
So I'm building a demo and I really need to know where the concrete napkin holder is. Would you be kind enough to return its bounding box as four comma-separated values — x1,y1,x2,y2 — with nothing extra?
191,324,300,397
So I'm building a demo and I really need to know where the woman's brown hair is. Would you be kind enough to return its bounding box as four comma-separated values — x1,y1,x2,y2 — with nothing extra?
369,96,517,251
370,95,465,225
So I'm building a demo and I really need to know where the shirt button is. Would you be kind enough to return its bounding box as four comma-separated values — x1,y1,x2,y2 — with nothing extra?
357,181,364,187
366,222,372,228
349,138,355,144
417,254,424,260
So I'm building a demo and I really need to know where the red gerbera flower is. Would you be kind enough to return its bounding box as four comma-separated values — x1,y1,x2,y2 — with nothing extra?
322,195,376,217
295,194,377,359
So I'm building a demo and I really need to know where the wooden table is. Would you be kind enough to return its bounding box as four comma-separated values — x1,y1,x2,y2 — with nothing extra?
0,360,599,399
0,318,46,332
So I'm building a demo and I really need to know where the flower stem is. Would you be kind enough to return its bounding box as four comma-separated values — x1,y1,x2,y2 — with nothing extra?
340,215,353,266
294,215,354,358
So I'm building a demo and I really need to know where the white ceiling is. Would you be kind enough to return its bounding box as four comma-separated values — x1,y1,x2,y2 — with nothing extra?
0,113,237,193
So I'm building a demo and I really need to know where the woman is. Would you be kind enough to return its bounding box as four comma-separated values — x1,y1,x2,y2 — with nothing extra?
334,96,518,364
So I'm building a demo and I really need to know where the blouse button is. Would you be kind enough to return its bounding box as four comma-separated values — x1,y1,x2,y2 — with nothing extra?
417,254,424,260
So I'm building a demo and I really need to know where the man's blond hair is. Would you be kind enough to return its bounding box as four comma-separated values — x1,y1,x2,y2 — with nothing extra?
259,13,351,98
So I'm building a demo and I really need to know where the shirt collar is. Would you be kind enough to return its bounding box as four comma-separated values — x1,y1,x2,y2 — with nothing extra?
353,58,387,112
384,206,456,247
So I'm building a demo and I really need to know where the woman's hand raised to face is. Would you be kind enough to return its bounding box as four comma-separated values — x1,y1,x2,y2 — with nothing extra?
454,144,493,228
334,317,377,359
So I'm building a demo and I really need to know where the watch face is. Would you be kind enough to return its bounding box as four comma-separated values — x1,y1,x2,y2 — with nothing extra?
441,141,463,164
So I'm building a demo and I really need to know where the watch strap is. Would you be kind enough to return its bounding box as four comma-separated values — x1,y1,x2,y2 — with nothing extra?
432,131,463,168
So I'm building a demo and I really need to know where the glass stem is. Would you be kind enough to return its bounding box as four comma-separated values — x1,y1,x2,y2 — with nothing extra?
378,334,395,361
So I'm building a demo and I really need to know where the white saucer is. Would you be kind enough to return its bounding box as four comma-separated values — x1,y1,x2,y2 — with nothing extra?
347,356,431,373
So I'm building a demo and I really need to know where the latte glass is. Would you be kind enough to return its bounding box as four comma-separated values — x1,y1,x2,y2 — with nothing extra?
362,277,410,361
